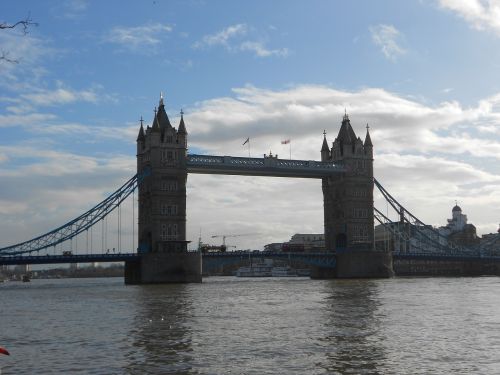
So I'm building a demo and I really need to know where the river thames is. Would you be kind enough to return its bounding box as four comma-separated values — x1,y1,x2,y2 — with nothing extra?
1,276,500,374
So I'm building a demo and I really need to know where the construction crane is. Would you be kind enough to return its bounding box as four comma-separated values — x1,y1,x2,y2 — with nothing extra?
211,233,257,251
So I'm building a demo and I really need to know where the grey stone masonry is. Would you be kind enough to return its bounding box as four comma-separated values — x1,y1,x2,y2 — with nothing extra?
136,95,189,254
321,114,375,252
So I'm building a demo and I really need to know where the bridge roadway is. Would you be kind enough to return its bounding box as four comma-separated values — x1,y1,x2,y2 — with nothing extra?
0,252,337,268
0,253,140,266
186,154,345,178
2,251,499,268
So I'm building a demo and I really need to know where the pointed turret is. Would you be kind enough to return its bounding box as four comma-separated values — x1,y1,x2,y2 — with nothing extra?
156,92,172,130
178,109,187,135
321,130,330,161
321,133,329,152
151,107,160,132
364,124,373,158
137,117,145,142
364,124,373,147
337,111,357,144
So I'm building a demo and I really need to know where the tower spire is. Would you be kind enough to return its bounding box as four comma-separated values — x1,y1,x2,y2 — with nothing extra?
321,129,329,152
178,108,187,135
364,123,373,147
152,106,160,132
137,116,145,141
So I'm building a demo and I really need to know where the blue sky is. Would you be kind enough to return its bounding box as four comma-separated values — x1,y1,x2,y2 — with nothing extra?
1,0,499,251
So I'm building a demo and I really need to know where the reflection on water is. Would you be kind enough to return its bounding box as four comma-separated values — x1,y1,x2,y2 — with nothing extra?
125,285,195,375
318,280,386,374
2,277,500,374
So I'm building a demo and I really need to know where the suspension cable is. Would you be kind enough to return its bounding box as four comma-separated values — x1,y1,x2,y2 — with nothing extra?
132,190,135,253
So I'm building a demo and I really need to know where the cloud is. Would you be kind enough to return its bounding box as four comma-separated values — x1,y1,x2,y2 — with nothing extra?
104,23,173,51
51,0,88,19
239,41,289,57
0,31,55,78
194,24,248,48
370,24,406,61
193,24,288,58
183,85,500,161
438,0,500,36
21,86,98,107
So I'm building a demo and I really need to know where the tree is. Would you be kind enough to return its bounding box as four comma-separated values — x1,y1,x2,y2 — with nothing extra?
0,14,38,63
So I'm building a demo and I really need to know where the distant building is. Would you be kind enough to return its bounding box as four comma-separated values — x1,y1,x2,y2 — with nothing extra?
438,204,479,246
479,224,500,255
266,233,325,252
263,243,282,252
375,203,481,252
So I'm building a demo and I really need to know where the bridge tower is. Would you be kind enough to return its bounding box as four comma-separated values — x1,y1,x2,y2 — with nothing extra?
319,114,393,278
125,94,201,284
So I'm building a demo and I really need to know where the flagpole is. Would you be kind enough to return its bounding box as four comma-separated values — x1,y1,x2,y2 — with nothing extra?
248,139,251,157
289,141,292,159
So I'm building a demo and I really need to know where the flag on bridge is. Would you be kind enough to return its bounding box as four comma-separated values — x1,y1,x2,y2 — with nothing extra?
282,139,292,159
243,137,250,145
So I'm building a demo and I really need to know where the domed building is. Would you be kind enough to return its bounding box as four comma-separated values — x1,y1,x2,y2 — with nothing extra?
439,203,479,246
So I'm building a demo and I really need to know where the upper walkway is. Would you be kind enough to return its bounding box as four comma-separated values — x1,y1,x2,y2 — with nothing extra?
187,154,345,178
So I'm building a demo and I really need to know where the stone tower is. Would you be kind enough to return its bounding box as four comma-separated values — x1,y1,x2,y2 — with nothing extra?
125,94,201,284
319,113,393,278
136,94,188,253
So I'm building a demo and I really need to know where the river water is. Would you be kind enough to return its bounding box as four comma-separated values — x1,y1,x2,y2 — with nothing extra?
1,276,500,374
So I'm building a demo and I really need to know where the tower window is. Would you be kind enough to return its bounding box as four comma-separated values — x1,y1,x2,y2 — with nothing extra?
161,179,178,191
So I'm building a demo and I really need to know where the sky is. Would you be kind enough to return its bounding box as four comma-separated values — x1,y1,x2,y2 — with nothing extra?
1,0,499,252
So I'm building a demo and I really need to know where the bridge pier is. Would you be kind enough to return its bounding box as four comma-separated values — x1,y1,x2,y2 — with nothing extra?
124,252,202,284
310,251,393,279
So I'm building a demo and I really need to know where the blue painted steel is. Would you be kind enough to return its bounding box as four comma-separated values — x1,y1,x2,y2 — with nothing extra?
0,253,140,266
0,169,150,257
187,154,345,178
393,252,500,262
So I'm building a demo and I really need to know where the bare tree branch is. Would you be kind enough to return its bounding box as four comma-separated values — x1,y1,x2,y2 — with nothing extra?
0,13,38,35
0,14,38,64
0,51,19,64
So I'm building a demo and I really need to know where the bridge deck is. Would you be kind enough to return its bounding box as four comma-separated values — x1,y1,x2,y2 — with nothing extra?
0,253,140,266
3,251,499,267
187,154,345,178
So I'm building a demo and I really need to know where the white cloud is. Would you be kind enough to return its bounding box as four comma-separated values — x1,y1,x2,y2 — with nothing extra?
193,24,248,48
52,0,88,19
21,86,98,107
438,0,500,36
239,41,289,57
104,23,173,51
184,85,500,161
0,31,55,79
370,24,406,61
193,24,289,58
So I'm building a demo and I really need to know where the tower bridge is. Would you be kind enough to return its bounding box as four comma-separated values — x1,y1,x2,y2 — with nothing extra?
2,93,499,282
